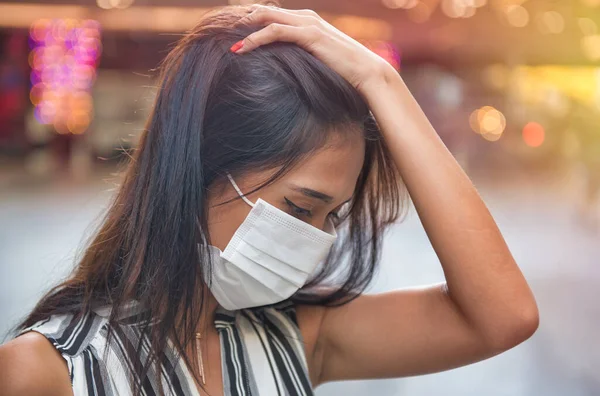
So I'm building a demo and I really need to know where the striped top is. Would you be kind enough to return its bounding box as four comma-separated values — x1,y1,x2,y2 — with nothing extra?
15,300,313,396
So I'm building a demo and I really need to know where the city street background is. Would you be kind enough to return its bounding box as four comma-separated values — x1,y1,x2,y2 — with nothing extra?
1,0,600,395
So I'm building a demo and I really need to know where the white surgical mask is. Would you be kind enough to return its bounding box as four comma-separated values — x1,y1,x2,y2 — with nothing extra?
203,173,337,310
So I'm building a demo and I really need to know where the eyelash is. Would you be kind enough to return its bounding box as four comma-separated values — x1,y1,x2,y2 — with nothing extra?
284,197,312,218
284,197,340,220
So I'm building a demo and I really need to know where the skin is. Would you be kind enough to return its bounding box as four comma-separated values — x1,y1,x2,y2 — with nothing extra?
0,5,539,395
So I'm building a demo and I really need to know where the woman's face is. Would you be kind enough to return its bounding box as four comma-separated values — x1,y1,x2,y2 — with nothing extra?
207,132,366,251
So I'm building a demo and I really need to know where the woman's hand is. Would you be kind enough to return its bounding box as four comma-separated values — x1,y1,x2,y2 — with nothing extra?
232,5,396,96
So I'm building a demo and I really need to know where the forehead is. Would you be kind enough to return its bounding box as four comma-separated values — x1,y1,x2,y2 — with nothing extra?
281,132,365,200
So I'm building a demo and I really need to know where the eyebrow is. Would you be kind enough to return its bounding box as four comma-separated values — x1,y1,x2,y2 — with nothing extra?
290,185,334,203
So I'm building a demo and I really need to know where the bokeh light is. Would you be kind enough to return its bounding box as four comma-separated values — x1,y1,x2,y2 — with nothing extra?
29,19,101,134
581,0,600,7
441,0,477,19
578,17,598,36
364,40,401,70
469,106,506,141
381,0,419,9
536,11,565,34
505,5,529,27
97,0,135,9
581,34,600,61
522,122,545,147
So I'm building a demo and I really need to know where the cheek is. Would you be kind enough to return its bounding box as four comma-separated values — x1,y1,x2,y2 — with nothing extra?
205,172,272,250
313,216,333,233
206,200,251,251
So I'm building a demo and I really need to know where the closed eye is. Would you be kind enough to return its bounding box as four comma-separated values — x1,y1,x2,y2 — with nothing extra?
284,197,313,218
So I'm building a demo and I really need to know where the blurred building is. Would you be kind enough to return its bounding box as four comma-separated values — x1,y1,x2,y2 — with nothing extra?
0,0,598,181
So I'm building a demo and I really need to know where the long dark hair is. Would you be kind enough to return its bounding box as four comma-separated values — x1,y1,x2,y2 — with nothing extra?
14,3,407,395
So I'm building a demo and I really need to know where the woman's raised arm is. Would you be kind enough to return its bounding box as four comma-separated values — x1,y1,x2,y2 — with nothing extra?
235,5,539,385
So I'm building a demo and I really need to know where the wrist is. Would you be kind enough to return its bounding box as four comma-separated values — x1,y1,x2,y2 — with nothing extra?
358,62,404,105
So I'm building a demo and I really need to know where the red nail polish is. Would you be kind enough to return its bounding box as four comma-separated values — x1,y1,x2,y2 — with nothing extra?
230,40,244,53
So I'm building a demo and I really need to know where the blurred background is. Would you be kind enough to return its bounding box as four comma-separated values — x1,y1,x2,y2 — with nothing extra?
0,0,599,395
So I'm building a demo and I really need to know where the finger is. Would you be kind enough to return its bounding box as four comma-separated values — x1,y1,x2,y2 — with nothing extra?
233,23,321,54
246,4,322,18
239,4,320,28
258,6,323,20
291,9,324,20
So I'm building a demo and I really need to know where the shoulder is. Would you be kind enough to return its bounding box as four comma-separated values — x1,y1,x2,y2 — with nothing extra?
0,331,72,396
0,309,109,396
17,310,108,359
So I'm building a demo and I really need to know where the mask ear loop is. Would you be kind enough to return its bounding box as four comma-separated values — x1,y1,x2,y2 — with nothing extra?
226,173,255,207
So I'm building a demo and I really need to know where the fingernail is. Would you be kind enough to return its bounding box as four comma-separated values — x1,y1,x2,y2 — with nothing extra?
230,40,244,53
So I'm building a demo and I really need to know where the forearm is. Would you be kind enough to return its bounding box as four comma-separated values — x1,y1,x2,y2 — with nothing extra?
362,68,538,348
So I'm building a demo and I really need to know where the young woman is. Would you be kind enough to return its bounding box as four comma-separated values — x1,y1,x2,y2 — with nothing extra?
0,4,539,396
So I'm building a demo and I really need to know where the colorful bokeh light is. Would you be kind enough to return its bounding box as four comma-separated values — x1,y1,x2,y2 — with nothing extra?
29,18,101,134
522,122,545,147
364,40,401,70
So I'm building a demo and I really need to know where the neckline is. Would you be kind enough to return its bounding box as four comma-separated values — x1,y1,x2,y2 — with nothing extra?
92,299,240,326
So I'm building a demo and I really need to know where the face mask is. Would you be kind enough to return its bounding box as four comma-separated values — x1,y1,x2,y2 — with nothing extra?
203,173,337,310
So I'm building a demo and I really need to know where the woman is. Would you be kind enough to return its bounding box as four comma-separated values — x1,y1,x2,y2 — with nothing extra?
0,4,539,396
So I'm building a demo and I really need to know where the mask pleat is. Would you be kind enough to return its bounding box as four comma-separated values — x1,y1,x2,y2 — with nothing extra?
236,240,307,286
211,263,283,309
224,250,299,297
243,224,330,273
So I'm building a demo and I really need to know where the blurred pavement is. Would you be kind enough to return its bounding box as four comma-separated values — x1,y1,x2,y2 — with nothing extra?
0,165,598,396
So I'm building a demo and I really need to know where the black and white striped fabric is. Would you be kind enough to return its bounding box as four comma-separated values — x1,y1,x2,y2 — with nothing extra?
16,300,313,396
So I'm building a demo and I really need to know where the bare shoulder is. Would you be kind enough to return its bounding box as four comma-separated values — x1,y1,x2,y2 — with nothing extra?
0,331,73,396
